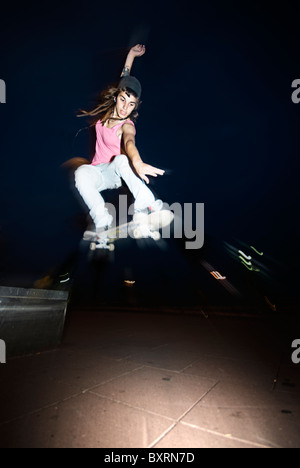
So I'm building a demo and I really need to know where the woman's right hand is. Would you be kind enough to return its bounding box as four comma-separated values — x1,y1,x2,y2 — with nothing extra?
129,44,146,58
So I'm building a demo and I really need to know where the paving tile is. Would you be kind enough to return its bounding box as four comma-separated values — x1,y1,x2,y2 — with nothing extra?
1,309,299,448
189,379,288,410
154,421,259,448
125,344,203,372
64,310,217,351
0,392,173,448
183,355,276,387
185,405,300,449
91,366,217,420
274,364,300,395
0,348,140,423
204,317,285,363
182,380,300,448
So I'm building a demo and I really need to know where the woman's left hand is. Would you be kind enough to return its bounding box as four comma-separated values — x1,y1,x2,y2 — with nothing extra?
133,160,165,185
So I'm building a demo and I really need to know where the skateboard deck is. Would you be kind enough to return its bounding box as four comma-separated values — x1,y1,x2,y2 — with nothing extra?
83,210,174,250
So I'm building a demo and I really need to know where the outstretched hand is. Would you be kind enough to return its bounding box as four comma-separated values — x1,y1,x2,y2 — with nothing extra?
130,44,146,58
133,160,165,185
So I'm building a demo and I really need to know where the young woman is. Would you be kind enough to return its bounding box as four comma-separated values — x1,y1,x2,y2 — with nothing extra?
74,44,165,232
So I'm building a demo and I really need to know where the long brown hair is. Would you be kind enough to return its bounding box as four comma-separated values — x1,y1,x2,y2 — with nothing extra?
77,83,141,126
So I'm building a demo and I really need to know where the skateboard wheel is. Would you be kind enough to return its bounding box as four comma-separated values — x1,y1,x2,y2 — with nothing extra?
90,242,96,251
152,231,161,241
133,228,142,239
109,244,115,251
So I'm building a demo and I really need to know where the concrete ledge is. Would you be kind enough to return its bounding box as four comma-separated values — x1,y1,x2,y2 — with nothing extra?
0,286,69,358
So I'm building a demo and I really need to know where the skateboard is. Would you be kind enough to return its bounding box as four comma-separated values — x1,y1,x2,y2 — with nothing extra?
83,210,174,251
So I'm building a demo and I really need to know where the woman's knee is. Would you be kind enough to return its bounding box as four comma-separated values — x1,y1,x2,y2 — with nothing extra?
113,154,129,169
75,164,98,188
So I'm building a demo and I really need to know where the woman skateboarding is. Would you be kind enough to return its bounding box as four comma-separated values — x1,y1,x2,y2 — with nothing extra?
74,44,165,233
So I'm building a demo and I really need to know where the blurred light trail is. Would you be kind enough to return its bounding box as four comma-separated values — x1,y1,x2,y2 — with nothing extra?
210,271,227,280
239,255,252,266
238,250,252,261
250,246,264,256
200,260,241,296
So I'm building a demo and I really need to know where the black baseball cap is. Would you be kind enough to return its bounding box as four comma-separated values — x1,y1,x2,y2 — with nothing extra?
118,76,142,99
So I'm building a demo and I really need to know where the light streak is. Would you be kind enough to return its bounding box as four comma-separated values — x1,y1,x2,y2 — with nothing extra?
59,272,70,283
264,296,276,311
224,242,263,274
210,271,227,280
60,277,70,283
239,251,260,272
200,260,241,296
241,263,260,272
250,246,263,256
239,256,252,266
124,280,136,287
238,250,252,261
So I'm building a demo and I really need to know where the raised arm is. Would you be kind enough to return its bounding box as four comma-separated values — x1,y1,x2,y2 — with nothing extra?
121,44,146,77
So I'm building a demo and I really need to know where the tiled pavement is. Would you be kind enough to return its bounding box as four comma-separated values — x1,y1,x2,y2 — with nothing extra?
0,307,299,448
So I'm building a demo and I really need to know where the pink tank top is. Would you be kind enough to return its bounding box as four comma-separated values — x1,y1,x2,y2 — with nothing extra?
91,119,135,165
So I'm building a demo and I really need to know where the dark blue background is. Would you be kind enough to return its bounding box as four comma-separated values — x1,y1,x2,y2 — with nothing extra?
0,0,299,305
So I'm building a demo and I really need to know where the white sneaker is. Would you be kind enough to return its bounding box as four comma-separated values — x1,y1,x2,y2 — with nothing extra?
132,212,149,224
134,199,164,216
95,213,113,233
149,199,164,213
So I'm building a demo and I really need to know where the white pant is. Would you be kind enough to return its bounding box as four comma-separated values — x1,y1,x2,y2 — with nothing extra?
75,155,156,228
